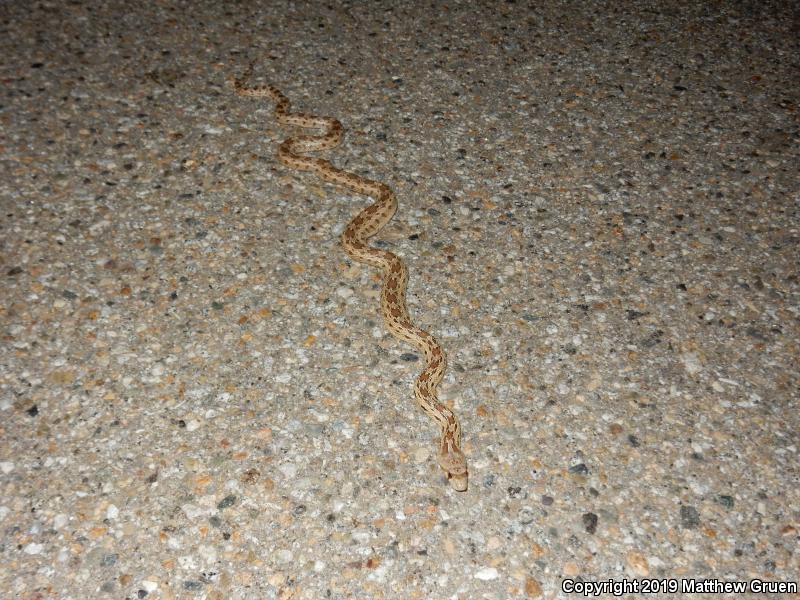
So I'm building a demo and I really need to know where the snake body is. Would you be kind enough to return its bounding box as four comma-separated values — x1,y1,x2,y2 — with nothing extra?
233,70,468,491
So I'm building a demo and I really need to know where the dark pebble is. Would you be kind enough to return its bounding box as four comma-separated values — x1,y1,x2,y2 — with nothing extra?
583,512,598,534
680,505,700,529
183,581,203,590
716,495,734,509
507,486,523,498
217,495,236,510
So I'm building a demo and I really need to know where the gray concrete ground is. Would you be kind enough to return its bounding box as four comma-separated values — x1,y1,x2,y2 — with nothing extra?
1,1,798,598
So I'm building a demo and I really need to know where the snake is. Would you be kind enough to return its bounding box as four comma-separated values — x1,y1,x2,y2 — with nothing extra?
232,67,468,491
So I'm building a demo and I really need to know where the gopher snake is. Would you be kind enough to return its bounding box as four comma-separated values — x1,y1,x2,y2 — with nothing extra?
232,68,468,491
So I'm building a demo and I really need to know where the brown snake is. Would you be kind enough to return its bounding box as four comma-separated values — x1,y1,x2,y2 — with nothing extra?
232,68,468,491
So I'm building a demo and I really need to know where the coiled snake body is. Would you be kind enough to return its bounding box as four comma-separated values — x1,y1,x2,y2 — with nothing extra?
232,70,468,491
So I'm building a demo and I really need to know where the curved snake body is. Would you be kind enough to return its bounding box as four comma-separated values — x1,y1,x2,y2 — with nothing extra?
233,72,468,491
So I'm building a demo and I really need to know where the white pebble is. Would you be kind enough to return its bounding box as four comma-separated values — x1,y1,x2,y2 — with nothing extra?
199,545,218,563
276,549,293,563
681,352,702,375
180,503,206,520
24,543,44,555
278,462,297,479
474,567,499,580
0,462,14,474
351,529,371,544
413,447,430,463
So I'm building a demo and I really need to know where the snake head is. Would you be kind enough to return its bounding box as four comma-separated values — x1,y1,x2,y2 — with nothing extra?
439,447,468,492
